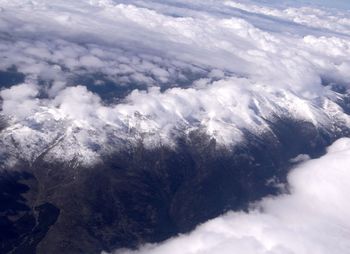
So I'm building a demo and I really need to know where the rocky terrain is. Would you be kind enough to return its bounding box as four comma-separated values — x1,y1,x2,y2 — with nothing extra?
1,0,350,253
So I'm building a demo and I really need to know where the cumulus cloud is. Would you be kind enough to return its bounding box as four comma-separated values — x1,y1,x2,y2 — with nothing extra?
110,138,350,254
53,85,102,122
0,83,39,119
1,0,350,91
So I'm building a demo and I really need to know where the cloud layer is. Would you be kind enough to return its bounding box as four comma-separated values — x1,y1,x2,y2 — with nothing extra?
1,0,350,165
111,138,350,254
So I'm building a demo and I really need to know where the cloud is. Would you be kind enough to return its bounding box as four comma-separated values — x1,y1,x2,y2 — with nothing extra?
110,138,350,254
0,83,39,119
53,85,102,122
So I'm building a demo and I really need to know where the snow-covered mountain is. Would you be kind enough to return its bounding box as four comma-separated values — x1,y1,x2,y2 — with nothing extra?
1,81,350,168
1,1,350,254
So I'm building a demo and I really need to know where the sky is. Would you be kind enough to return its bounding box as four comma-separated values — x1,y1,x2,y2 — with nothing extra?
252,0,350,9
298,0,350,9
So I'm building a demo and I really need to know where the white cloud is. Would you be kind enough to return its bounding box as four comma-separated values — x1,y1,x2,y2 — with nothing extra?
225,1,350,35
110,138,350,254
53,85,101,122
0,83,39,119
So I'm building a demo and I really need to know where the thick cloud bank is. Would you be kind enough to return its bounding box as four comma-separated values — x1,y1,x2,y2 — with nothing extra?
1,0,350,166
111,138,350,254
